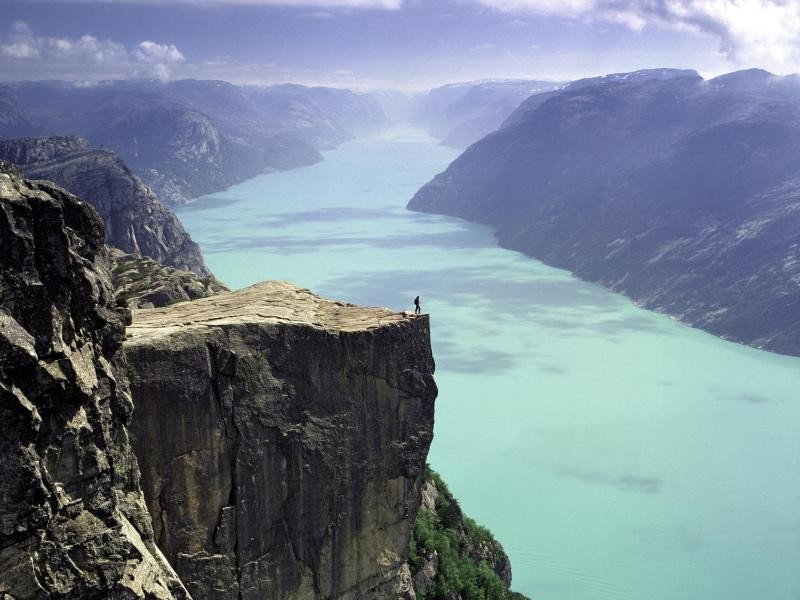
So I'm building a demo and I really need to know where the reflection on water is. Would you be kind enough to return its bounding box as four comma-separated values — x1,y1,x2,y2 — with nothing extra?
179,128,800,600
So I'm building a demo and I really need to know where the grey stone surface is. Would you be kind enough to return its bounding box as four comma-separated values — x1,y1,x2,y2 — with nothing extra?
123,282,437,600
0,161,188,599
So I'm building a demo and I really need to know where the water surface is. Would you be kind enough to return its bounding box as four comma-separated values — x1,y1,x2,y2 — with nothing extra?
179,128,800,600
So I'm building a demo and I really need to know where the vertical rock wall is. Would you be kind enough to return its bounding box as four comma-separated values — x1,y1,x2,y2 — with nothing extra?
123,283,437,600
0,162,187,599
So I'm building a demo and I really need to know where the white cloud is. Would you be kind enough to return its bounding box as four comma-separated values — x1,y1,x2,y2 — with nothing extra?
472,0,800,71
0,22,186,80
133,40,185,63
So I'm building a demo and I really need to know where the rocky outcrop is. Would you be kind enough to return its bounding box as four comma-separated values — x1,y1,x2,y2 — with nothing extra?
110,250,227,309
0,162,187,599
0,135,211,275
123,282,437,599
410,68,800,357
410,469,525,600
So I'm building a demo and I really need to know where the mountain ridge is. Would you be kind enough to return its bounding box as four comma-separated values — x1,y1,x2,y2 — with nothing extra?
0,135,211,275
409,68,800,357
1,79,387,204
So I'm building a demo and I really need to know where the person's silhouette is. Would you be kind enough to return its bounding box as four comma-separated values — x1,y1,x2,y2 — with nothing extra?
414,295,421,314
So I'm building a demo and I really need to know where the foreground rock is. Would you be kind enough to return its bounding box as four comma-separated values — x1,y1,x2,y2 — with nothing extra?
410,68,800,356
111,249,228,309
123,282,437,599
0,136,210,275
0,162,187,598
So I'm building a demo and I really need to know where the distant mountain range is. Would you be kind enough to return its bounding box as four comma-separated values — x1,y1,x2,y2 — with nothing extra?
414,79,560,147
0,79,388,204
0,135,210,275
410,68,800,357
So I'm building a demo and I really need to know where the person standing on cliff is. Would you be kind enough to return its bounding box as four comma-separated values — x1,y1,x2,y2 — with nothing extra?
414,295,421,314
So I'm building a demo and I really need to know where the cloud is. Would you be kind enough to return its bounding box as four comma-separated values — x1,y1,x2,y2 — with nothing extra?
472,0,800,71
0,22,185,80
133,40,185,63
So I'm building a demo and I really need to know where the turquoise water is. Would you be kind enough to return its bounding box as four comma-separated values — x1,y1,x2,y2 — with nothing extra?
178,128,800,600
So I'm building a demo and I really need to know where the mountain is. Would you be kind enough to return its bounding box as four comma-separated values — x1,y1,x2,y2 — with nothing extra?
0,135,210,274
502,68,700,127
409,68,800,357
416,79,560,147
1,79,387,204
0,87,41,138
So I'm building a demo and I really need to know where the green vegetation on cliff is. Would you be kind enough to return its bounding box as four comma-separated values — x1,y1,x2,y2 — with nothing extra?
411,467,529,600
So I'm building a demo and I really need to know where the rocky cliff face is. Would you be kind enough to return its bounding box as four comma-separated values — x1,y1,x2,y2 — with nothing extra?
0,135,211,276
0,161,187,599
123,282,437,599
410,68,800,357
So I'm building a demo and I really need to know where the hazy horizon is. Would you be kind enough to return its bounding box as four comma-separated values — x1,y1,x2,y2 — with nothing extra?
3,0,800,91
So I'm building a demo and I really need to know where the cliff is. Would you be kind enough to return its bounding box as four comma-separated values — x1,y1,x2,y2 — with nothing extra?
122,281,437,599
0,161,187,598
0,135,211,275
410,68,800,356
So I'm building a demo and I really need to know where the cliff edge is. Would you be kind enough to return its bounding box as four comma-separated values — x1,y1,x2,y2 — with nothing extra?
123,282,437,599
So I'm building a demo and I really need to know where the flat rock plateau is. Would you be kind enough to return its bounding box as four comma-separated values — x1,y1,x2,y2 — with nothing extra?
123,281,437,599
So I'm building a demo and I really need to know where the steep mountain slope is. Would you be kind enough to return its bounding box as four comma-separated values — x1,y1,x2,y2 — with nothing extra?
0,135,211,275
409,69,800,356
2,80,386,204
0,87,40,138
417,80,559,147
0,161,188,599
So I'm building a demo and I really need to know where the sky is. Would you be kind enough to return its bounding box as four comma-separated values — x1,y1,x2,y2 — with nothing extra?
1,0,799,90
